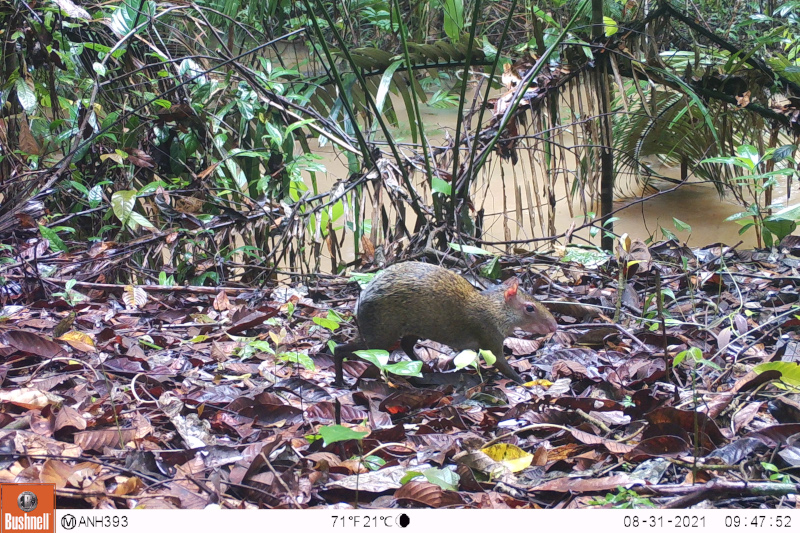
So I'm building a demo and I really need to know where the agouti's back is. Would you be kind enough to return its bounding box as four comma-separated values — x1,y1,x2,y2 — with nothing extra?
352,262,557,382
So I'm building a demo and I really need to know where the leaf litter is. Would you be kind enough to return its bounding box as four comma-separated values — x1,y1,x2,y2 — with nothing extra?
1,240,800,509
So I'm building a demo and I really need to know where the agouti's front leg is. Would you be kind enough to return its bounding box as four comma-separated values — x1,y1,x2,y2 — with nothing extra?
488,343,524,384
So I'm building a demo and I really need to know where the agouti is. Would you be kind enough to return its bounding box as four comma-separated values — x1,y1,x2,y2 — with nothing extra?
334,262,557,385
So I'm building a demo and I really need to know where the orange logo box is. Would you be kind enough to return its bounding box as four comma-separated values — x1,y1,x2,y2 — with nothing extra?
0,484,55,533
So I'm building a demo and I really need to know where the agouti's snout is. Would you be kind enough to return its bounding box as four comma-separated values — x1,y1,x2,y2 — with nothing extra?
528,314,558,336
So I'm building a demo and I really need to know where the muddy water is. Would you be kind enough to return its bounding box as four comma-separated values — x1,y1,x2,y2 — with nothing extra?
274,41,779,261
308,106,767,266
268,44,785,261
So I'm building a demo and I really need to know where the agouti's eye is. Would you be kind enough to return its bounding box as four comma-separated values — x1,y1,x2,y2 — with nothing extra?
525,304,535,313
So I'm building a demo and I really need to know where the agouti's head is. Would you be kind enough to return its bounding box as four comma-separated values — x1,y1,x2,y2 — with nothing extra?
502,277,558,335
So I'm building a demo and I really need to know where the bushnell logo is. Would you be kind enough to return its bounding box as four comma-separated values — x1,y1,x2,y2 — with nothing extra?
0,484,54,532
16,492,37,513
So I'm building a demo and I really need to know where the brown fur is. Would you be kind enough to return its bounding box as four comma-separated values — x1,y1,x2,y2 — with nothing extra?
334,262,557,385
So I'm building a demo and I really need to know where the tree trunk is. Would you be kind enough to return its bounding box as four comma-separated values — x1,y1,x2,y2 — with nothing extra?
593,0,615,251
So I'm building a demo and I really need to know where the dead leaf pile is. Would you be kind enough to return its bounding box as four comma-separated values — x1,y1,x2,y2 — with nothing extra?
0,240,799,509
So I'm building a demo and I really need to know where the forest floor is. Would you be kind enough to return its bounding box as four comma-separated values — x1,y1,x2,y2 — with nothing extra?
1,238,800,509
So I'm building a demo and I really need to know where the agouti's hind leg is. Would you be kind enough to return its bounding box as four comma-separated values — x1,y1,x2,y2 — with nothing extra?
333,341,365,387
400,336,420,360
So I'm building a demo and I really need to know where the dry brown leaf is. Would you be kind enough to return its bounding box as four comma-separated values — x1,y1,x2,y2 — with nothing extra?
0,388,57,409
66,462,103,489
57,330,95,352
533,474,638,492
532,445,548,466
213,291,230,311
55,405,88,432
394,481,464,507
4,330,65,357
18,117,40,156
736,91,751,107
122,286,147,308
74,428,138,452
113,476,144,496
40,459,75,488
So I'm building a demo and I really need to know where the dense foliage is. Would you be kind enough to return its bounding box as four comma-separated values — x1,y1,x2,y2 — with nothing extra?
2,0,800,285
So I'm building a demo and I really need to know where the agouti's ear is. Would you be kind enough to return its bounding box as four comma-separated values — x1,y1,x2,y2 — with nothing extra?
503,277,519,301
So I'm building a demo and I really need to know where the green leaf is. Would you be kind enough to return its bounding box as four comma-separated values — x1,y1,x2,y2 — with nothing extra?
673,346,703,367
726,209,756,222
603,16,618,37
753,361,800,387
736,144,761,167
773,144,796,162
111,190,137,226
375,61,403,116
88,185,103,208
400,471,424,484
732,169,796,182
480,256,501,280
318,425,368,447
479,349,496,365
441,0,464,42
481,37,497,60
50,226,75,234
109,0,155,36
737,222,755,235
285,118,316,137
277,351,315,371
769,203,800,222
454,350,478,370
129,211,155,229
363,455,385,471
448,243,494,256
313,317,340,331
263,121,283,145
701,156,755,171
423,467,459,491
110,2,137,35
83,43,112,54
431,177,452,195
761,461,780,473
349,272,377,288
69,181,89,196
248,340,274,353
700,156,736,164
39,225,68,253
354,349,390,369
531,5,559,26
384,360,423,377
696,357,722,371
561,245,610,267
93,62,107,77
15,78,36,113
672,218,691,232
763,218,796,242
